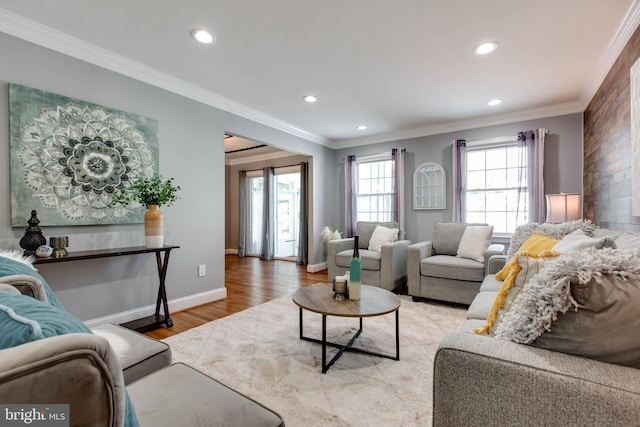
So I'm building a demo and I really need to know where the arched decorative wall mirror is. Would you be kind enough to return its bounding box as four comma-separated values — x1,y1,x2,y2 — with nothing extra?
413,162,446,210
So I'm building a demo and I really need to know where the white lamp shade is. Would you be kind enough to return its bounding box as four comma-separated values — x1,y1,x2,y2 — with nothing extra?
545,193,581,223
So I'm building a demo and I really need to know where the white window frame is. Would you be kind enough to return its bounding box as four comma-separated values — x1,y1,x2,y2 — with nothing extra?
463,136,527,236
355,152,395,222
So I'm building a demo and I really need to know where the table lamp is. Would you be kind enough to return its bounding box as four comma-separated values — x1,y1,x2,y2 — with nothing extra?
545,193,581,223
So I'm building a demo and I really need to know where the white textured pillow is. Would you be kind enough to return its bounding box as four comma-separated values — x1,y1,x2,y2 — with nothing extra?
456,225,494,262
368,225,399,252
553,229,616,253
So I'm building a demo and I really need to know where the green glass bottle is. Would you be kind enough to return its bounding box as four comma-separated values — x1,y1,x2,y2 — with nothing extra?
349,235,362,300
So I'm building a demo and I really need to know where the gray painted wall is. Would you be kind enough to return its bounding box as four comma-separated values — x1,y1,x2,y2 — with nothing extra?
0,33,333,322
334,113,583,244
0,31,582,322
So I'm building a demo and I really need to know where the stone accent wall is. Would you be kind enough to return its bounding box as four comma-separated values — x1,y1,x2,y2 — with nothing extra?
584,24,640,231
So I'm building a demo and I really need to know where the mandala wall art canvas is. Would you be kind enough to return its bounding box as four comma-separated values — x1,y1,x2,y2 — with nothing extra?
9,84,159,226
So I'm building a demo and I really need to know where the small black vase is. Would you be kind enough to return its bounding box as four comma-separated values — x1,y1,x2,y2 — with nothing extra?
19,210,46,256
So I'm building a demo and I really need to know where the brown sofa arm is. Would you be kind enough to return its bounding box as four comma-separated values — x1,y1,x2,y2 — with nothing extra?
0,333,126,427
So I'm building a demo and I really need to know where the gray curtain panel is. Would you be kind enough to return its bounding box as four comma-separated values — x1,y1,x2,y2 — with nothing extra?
260,166,275,260
452,139,466,223
392,148,404,237
345,155,357,237
238,170,247,257
518,129,546,223
297,162,309,265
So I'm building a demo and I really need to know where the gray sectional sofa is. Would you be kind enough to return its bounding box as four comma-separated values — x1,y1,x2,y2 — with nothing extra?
0,253,284,427
432,223,640,426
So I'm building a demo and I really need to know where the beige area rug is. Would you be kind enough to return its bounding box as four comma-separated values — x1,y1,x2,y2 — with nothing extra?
163,290,466,427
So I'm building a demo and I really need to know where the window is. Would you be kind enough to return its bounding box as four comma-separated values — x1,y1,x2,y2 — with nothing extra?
356,156,395,222
465,140,528,234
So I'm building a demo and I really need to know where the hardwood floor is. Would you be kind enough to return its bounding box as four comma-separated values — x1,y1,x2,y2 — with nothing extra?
144,255,328,339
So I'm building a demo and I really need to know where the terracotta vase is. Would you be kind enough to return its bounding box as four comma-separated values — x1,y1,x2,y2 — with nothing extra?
144,205,164,248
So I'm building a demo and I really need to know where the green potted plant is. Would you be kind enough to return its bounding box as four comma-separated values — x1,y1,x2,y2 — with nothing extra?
112,174,181,208
112,174,181,248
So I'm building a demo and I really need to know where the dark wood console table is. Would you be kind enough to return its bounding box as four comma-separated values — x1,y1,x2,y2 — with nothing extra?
34,245,179,332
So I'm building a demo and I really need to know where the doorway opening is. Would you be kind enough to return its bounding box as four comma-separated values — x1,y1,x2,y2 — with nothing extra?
226,133,310,264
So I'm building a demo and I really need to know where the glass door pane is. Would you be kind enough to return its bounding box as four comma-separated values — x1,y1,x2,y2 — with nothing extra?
275,172,300,258
247,176,263,255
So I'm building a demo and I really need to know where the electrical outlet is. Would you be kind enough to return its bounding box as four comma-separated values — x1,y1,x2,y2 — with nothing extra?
198,264,206,277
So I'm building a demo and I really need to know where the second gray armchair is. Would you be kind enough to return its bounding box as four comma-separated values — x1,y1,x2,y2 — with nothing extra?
408,222,504,305
327,221,411,291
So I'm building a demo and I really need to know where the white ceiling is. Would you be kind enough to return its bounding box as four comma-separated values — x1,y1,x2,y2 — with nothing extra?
0,1,637,148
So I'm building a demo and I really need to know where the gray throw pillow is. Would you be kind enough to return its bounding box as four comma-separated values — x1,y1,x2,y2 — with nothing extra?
614,231,640,249
432,222,468,255
532,273,640,368
495,247,640,369
432,222,487,256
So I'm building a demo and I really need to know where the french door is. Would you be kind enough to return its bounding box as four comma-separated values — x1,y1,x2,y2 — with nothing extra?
246,167,300,259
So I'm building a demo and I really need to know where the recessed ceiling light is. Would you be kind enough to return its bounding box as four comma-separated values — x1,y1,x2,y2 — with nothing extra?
474,42,498,55
303,95,317,103
192,29,215,44
357,125,368,130
487,99,502,106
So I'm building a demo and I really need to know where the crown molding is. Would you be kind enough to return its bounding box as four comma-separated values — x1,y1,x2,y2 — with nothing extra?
579,0,640,108
0,8,330,147
225,149,300,166
332,101,583,149
2,3,637,152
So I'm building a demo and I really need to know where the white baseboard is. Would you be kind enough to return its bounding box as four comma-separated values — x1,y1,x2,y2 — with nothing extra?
225,248,239,255
84,287,227,328
307,262,327,273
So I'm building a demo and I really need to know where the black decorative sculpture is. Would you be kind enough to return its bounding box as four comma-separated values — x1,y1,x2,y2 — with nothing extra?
19,210,46,256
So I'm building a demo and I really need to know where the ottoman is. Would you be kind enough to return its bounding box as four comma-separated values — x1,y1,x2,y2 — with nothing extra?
92,323,171,384
128,363,285,426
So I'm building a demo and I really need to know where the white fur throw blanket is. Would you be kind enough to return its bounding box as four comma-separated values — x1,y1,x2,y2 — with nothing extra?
495,247,640,344
0,250,36,270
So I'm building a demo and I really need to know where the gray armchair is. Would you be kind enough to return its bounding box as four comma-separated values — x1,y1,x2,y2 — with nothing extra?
0,280,284,427
327,221,410,291
0,274,171,385
408,222,504,305
0,334,285,427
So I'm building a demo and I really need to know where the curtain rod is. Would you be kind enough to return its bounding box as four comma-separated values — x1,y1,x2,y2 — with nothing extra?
340,147,405,162
225,144,267,154
242,163,305,173
453,129,550,146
